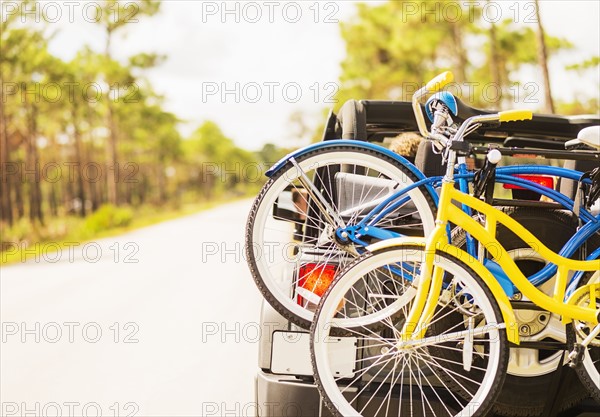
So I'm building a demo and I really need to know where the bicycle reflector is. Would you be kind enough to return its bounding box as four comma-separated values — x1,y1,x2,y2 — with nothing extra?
503,175,554,190
296,263,337,305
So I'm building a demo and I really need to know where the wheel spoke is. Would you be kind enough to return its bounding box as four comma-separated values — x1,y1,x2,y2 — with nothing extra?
248,149,436,328
311,246,507,417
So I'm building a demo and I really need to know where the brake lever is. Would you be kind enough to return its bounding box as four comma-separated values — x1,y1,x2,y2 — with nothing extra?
584,168,600,209
473,149,502,203
463,123,482,139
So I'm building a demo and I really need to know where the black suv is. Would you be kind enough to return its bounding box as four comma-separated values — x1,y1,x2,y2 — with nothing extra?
254,99,600,417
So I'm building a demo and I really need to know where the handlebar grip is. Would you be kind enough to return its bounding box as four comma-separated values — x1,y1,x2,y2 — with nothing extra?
498,109,533,123
425,71,454,93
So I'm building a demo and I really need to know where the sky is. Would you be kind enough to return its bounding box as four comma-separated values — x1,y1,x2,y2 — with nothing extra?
9,0,600,150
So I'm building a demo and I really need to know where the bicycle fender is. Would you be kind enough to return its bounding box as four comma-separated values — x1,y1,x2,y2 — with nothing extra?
483,258,515,298
265,140,427,181
367,237,520,345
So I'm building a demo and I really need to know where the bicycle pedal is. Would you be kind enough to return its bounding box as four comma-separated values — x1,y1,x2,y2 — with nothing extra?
567,344,585,368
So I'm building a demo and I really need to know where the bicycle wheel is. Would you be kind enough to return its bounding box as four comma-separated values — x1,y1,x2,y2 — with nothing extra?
311,245,508,417
567,270,600,403
246,145,437,329
454,208,592,416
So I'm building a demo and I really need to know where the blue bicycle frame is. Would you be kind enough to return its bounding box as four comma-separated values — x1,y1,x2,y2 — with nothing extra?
334,163,600,298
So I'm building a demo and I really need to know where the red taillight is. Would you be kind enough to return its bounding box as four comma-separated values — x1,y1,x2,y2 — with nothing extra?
503,175,554,190
297,263,337,305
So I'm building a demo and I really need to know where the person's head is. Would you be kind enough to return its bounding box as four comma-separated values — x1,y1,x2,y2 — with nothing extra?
389,133,423,161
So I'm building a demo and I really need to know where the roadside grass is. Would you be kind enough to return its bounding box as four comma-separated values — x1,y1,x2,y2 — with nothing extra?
0,197,247,266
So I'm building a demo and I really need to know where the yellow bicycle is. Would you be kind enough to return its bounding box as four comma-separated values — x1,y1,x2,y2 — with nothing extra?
310,73,600,417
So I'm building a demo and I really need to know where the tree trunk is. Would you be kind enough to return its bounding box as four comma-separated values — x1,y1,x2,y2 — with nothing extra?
72,108,87,216
104,27,119,206
14,164,24,219
49,184,58,216
90,180,99,212
534,0,555,113
26,104,43,224
452,23,468,84
157,156,167,204
488,4,503,107
105,103,119,206
0,87,13,225
85,108,99,212
64,175,74,214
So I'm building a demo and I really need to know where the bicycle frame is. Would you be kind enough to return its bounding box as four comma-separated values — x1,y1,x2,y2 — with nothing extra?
266,70,600,337
395,174,600,347
338,163,600,295
344,166,598,240
374,80,600,347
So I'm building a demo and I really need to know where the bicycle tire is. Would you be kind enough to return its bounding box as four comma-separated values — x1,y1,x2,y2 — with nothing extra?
246,145,437,329
566,270,600,403
311,245,509,417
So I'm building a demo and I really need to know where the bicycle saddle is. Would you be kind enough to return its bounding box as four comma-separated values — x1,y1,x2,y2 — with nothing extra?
578,125,600,150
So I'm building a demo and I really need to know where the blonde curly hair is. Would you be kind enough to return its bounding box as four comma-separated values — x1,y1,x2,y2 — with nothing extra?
389,133,423,158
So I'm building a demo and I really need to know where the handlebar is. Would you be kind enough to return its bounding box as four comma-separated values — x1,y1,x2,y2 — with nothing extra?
412,71,454,139
425,71,454,93
412,72,534,147
498,110,533,123
453,111,532,145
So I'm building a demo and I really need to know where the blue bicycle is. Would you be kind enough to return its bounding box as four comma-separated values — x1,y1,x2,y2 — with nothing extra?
307,75,600,416
246,72,600,334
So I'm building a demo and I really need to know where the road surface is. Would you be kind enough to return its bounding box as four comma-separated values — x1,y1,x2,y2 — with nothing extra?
1,199,263,416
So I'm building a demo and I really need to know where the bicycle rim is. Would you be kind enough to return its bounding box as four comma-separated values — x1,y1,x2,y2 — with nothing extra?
311,246,508,417
246,147,436,328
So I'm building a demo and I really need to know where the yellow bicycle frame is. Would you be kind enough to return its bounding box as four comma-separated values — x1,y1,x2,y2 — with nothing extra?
396,181,600,345
389,71,600,345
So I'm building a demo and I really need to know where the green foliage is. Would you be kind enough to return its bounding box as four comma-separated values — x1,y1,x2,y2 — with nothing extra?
129,53,166,69
98,0,161,36
0,198,234,265
337,0,475,104
336,0,579,109
83,205,134,235
0,1,277,246
256,143,291,165
186,121,236,162
181,121,272,198
1,216,81,246
556,98,599,116
567,56,600,71
1,217,42,245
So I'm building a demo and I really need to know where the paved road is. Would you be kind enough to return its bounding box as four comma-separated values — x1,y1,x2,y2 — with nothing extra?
1,200,263,416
